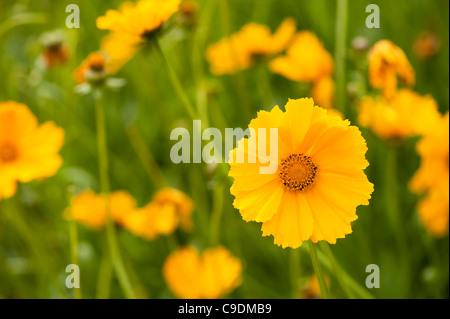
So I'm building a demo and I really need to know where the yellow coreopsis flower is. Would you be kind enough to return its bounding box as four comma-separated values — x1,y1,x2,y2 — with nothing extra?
66,190,137,229
358,89,441,140
206,18,297,75
269,31,334,83
409,112,449,237
0,101,64,200
95,0,181,71
163,246,242,299
228,98,373,248
122,187,194,240
74,52,110,84
311,75,335,109
368,40,415,100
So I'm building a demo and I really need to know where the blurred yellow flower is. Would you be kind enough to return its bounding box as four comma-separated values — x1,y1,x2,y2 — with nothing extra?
409,112,449,237
368,40,415,100
95,0,181,72
300,274,330,299
97,0,180,40
0,101,64,200
66,190,137,229
206,18,297,75
163,246,242,298
229,98,373,248
358,89,441,140
269,31,333,83
311,75,335,109
413,31,440,61
122,187,194,240
74,52,109,84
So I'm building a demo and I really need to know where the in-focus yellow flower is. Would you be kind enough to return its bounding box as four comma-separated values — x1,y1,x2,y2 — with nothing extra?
358,89,441,140
311,75,335,109
206,18,297,75
409,112,449,237
122,187,194,240
269,31,333,83
66,190,137,229
368,40,415,100
163,246,242,299
0,101,64,200
229,98,373,248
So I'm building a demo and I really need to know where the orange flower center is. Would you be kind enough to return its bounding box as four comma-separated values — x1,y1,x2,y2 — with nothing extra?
0,143,18,163
279,154,318,191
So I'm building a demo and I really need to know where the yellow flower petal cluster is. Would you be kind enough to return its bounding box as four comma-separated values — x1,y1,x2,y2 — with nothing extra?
122,187,194,240
358,89,441,140
229,98,373,248
0,101,64,200
269,31,335,109
66,190,137,229
368,40,415,100
95,0,181,73
269,31,334,83
163,246,242,299
206,18,296,75
409,112,449,237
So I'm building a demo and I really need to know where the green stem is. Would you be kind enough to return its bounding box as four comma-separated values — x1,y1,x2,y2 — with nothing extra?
125,123,167,188
209,183,225,245
96,239,113,299
67,197,82,299
385,144,410,295
302,242,375,299
256,63,274,109
334,0,348,115
320,242,355,298
153,41,197,120
288,249,301,299
308,241,329,299
94,91,135,299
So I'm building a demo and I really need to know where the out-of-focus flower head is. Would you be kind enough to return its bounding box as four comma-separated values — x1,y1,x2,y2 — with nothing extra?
311,75,335,109
65,190,138,229
413,31,441,61
368,40,415,100
269,31,334,83
206,18,297,75
39,30,71,69
0,101,64,200
163,246,242,298
122,187,194,240
94,0,181,76
178,0,198,28
358,89,441,140
409,112,449,237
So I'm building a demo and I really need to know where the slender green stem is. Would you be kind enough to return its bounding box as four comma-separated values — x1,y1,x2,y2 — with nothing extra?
288,249,301,299
209,183,225,245
302,242,375,299
96,238,113,299
308,241,329,299
256,63,274,109
385,144,410,296
125,123,167,188
67,197,82,299
320,242,355,299
94,91,135,299
334,0,348,115
153,40,197,120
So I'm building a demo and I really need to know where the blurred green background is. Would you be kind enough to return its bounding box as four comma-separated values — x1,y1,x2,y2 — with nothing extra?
0,0,448,299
